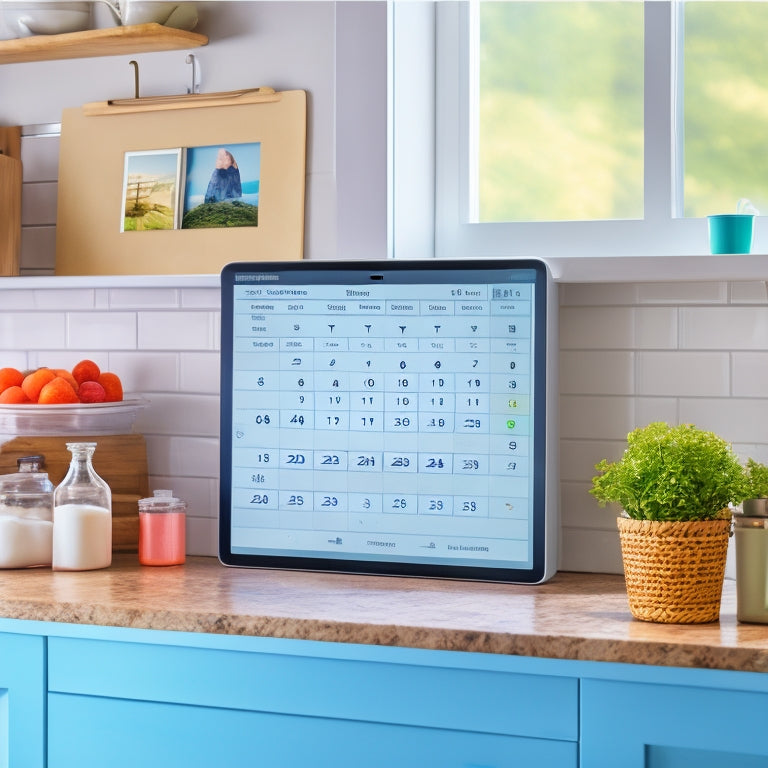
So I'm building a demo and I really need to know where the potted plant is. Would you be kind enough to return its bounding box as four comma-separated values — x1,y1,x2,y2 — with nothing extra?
591,422,748,624
742,458,768,516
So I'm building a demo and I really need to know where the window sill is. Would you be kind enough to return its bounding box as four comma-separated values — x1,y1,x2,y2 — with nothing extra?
546,253,768,283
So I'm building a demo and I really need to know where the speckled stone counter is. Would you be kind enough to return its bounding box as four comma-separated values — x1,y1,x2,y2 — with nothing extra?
1,555,768,673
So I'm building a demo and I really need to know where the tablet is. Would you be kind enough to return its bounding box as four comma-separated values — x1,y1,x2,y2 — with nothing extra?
219,259,558,583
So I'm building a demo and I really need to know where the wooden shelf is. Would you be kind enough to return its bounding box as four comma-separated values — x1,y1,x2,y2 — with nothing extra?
0,23,208,65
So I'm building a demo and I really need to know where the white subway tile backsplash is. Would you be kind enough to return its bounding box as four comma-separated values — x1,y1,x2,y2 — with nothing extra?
637,351,729,397
181,288,221,309
560,307,634,349
681,307,768,349
3,269,768,567
163,436,220,478
0,289,38,310
108,288,181,309
559,283,640,307
560,395,636,440
33,289,97,310
637,281,728,304
730,281,768,304
678,398,768,444
187,516,218,557
560,306,677,350
559,439,624,483
0,312,67,349
137,311,217,350
109,352,180,393
67,311,137,349
180,352,220,393
633,307,678,349
560,527,622,574
147,475,217,520
732,353,768,397
134,393,220,437
559,351,634,395
633,396,679,429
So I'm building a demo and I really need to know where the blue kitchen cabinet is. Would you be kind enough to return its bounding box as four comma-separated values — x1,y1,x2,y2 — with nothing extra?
46,634,579,768
0,632,45,768
5,618,768,768
581,678,768,767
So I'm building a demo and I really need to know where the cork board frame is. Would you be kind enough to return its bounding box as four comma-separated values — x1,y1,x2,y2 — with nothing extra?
55,89,306,275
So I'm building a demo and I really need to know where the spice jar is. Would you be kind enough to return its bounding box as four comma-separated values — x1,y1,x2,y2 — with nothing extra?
0,455,54,568
138,490,186,566
53,442,112,571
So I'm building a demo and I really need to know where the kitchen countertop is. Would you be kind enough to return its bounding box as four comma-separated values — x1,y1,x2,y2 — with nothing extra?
1,555,768,673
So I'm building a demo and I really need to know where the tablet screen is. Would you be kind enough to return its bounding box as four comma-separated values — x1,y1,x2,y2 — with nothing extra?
219,259,557,582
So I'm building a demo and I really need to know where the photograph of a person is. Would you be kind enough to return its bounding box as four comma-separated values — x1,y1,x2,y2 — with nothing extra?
120,149,183,232
182,142,261,229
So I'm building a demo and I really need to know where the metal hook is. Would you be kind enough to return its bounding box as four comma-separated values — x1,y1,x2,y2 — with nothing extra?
129,60,139,99
186,53,201,94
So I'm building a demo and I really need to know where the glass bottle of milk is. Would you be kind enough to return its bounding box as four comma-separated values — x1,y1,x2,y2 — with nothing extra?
53,442,112,571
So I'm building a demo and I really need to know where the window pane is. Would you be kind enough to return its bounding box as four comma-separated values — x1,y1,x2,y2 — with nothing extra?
476,1,644,223
684,2,768,218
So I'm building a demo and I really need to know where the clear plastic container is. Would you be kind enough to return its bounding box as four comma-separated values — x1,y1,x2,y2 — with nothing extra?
53,442,112,571
138,490,186,566
0,455,54,568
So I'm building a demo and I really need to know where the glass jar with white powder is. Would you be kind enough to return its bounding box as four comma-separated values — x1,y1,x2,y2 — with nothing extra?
53,442,112,571
0,455,54,568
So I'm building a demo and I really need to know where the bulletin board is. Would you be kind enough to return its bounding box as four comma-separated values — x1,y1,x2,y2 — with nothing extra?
55,88,306,276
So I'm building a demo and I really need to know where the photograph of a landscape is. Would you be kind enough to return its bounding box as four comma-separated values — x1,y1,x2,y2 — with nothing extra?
120,142,261,232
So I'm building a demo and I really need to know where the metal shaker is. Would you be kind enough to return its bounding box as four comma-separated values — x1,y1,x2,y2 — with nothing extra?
735,499,768,623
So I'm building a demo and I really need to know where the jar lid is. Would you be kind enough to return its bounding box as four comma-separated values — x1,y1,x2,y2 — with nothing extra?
0,468,53,495
138,489,186,512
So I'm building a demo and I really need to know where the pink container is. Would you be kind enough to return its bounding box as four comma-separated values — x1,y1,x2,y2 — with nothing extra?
138,490,186,566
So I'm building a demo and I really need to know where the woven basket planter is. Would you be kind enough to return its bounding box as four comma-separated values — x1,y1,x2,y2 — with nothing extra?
617,516,731,624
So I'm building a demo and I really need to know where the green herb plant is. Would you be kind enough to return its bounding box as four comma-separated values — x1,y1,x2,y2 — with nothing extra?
590,422,747,522
744,458,768,500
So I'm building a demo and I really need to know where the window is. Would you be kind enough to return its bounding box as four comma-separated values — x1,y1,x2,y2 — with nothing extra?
391,1,768,259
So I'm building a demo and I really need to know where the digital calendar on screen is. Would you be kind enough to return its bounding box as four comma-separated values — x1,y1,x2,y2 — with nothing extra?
219,260,558,583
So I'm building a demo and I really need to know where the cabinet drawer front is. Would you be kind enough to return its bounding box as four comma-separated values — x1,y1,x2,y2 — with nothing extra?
48,637,578,741
48,693,578,768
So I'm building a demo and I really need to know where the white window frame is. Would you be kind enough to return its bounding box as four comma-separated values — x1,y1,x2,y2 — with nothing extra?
389,0,765,260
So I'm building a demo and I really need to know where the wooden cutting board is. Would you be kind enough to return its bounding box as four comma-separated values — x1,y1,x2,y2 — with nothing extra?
0,153,22,277
0,434,149,553
0,126,22,276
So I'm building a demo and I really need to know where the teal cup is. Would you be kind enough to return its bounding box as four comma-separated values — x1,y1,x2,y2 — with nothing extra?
707,214,754,254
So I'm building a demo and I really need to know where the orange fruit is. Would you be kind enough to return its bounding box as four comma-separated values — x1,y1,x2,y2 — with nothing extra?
0,367,24,394
97,372,123,402
21,368,56,403
53,369,79,393
38,376,80,405
72,359,101,386
0,385,31,404
78,381,107,403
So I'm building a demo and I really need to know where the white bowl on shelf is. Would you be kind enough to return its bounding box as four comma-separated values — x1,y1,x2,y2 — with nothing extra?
1,2,92,38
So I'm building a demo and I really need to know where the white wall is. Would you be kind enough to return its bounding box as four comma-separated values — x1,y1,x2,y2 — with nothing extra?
3,2,767,570
3,1,388,271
